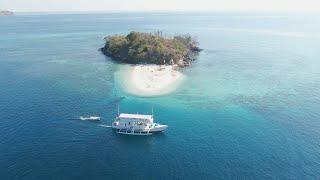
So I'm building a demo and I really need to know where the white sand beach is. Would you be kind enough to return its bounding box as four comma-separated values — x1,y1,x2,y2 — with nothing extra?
116,64,185,96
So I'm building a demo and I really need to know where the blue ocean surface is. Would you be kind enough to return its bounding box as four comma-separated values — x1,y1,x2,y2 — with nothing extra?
0,12,320,179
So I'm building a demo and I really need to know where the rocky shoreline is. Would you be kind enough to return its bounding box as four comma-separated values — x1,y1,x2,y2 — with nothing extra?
0,11,14,16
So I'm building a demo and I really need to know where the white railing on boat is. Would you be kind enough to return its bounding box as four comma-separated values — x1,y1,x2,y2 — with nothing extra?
117,128,152,136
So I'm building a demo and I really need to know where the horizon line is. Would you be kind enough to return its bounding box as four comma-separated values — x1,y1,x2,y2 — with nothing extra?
9,9,320,15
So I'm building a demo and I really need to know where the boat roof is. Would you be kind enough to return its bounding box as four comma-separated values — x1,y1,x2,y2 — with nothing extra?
118,113,153,120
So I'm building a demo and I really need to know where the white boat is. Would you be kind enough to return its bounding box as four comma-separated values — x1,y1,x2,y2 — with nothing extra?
112,108,168,135
79,116,101,121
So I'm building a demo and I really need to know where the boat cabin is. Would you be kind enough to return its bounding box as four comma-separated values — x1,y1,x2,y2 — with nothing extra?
116,113,153,127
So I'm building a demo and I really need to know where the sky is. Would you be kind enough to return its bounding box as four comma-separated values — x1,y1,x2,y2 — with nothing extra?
1,0,320,12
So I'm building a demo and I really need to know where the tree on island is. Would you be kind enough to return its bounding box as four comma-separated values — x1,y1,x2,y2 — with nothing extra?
101,31,201,67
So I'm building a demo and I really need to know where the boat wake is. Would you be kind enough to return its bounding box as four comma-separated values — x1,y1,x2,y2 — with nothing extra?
99,124,112,128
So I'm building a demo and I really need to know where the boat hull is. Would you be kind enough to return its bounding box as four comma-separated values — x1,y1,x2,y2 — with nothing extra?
112,124,168,133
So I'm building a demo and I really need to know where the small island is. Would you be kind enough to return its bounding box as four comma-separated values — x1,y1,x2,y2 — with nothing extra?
0,10,14,16
102,31,201,96
101,31,201,67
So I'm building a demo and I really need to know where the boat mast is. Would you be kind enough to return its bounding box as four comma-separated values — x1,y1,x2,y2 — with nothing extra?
152,105,154,117
117,103,120,116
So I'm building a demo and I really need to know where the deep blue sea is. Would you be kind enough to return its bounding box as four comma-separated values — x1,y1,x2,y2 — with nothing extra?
1,12,320,179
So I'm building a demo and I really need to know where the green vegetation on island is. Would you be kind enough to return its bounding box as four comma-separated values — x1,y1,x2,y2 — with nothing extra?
101,31,201,67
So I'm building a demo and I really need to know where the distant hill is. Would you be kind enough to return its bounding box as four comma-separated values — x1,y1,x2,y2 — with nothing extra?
0,10,14,16
101,31,201,67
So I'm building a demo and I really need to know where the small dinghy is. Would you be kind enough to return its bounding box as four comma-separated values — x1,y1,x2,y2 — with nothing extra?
79,116,101,121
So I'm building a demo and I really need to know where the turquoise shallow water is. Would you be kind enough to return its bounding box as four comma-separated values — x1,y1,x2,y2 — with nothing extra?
0,12,320,179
